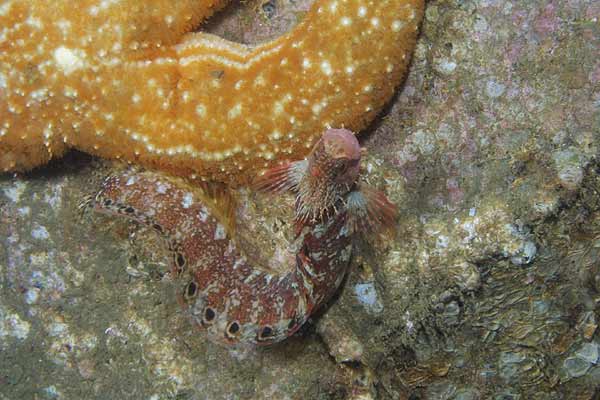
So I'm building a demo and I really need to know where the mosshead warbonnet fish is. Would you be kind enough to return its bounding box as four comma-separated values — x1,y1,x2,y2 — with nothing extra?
89,129,396,345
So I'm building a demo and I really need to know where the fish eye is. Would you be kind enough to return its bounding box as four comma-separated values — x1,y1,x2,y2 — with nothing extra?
334,158,349,171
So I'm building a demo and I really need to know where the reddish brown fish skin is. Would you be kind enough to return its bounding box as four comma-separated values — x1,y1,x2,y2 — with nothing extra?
91,129,373,346
92,171,352,346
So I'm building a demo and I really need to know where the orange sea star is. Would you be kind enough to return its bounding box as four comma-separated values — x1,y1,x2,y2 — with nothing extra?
0,0,424,184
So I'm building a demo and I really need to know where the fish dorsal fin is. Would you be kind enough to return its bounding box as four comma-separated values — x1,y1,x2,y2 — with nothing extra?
252,160,308,194
195,180,237,238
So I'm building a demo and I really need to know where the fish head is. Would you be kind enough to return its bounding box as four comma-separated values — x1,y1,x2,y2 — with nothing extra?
319,128,361,186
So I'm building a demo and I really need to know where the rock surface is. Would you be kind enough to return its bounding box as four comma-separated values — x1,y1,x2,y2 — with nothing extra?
1,0,599,399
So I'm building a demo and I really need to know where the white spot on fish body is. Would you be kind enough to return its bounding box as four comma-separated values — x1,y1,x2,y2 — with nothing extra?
214,224,226,240
233,258,245,270
181,193,193,209
197,207,208,222
244,270,262,284
156,183,168,194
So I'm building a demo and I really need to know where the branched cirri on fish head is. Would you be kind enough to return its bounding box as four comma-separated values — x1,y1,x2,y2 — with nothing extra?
89,129,396,346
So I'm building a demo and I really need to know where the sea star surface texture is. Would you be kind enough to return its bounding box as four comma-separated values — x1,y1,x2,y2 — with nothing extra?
0,0,423,184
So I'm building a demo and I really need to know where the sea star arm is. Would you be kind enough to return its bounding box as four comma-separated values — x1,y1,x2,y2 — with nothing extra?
0,0,423,184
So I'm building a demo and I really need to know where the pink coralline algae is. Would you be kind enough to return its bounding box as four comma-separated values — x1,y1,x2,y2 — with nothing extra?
533,4,560,38
89,129,396,346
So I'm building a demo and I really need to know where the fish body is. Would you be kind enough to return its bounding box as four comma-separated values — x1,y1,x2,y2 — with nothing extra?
91,129,395,345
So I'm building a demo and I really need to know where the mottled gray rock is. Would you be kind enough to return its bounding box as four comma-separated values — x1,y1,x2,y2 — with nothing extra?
575,342,599,364
2,0,600,399
453,388,480,400
563,356,592,379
